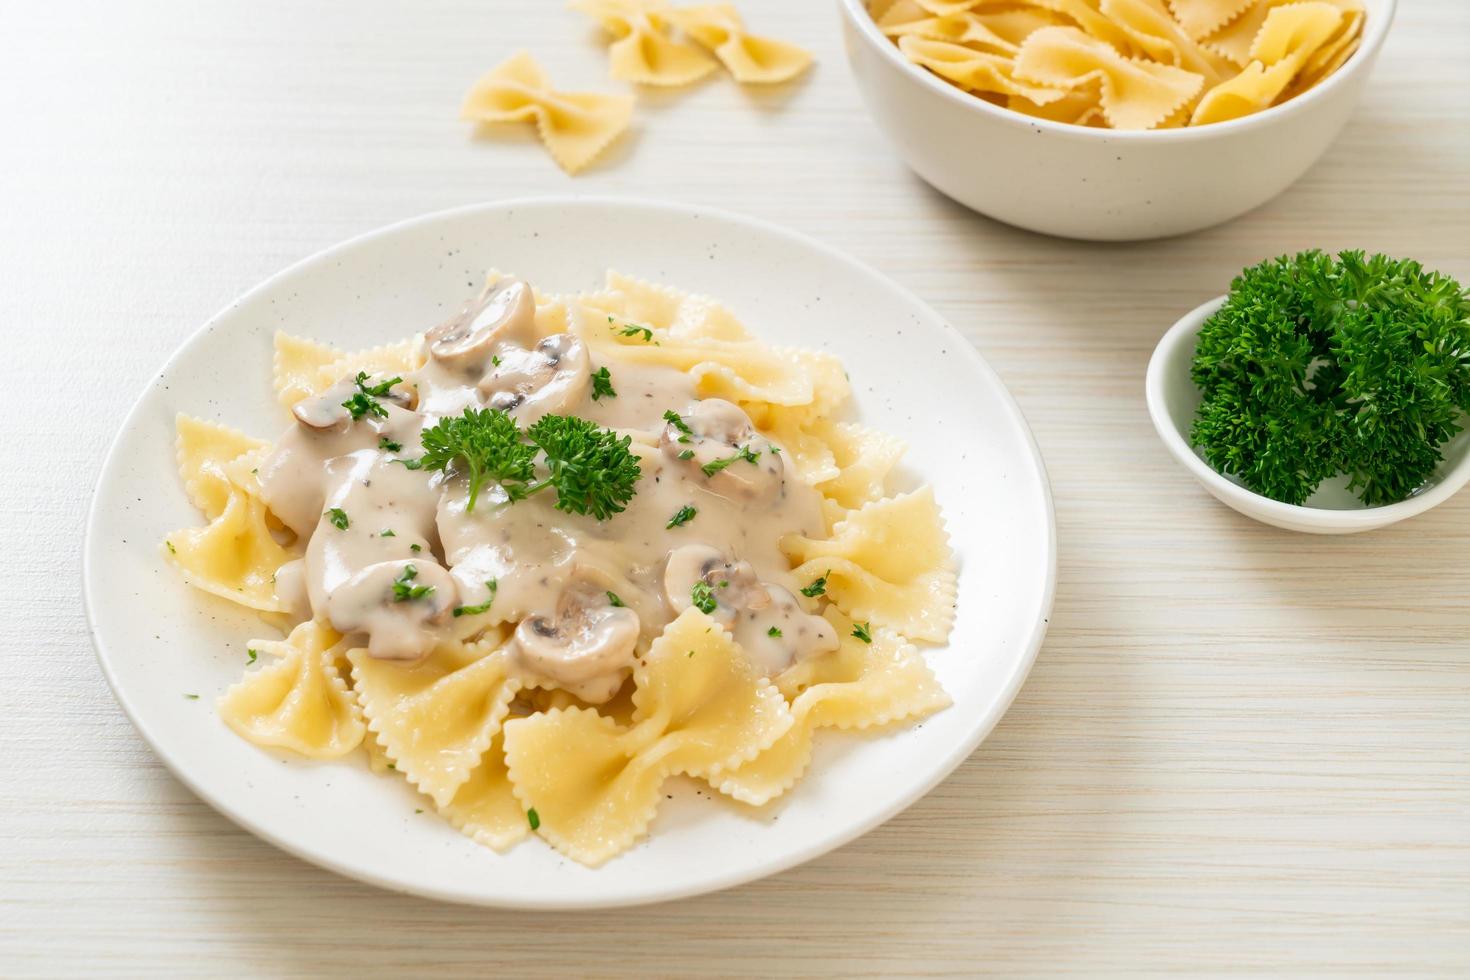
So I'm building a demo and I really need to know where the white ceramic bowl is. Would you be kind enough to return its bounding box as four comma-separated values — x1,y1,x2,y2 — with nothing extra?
1146,297,1470,534
838,0,1397,241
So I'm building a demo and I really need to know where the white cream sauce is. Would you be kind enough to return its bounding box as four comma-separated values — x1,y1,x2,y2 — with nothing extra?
257,277,837,700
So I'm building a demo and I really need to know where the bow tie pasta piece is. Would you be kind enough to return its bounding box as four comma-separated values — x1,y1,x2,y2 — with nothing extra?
438,731,530,851
1100,0,1232,82
1190,2,1342,125
502,609,794,865
1008,87,1107,126
1014,26,1204,129
165,440,296,613
218,621,366,758
460,51,635,175
812,421,907,513
665,5,813,84
782,486,957,643
740,402,840,486
581,269,753,341
272,332,423,408
174,415,270,519
348,642,521,808
878,9,1026,55
712,611,950,805
273,332,345,408
898,37,1069,105
570,0,718,86
1167,0,1259,39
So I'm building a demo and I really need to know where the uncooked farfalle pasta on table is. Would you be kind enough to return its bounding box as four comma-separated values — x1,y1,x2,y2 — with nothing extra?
163,271,955,866
871,0,1366,130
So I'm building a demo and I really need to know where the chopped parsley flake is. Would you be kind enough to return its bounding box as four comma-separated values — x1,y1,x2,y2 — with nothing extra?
326,507,349,530
800,572,829,598
391,564,435,602
663,410,693,443
591,366,616,400
701,444,760,477
380,529,396,537
453,579,497,618
527,807,541,830
619,323,653,342
409,543,422,553
246,648,259,665
341,372,401,421
165,541,176,554
851,622,873,644
677,449,694,460
378,436,402,452
606,590,626,607
767,626,782,638
666,504,697,529
183,693,199,700
691,581,717,615
492,354,502,367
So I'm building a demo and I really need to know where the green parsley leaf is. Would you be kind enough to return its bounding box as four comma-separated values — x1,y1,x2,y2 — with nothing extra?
701,445,760,477
246,648,259,665
183,693,199,700
851,621,873,644
453,579,497,618
391,564,435,602
341,372,402,421
409,543,422,553
378,436,402,452
619,323,653,342
527,807,541,830
325,507,349,530
691,580,717,615
165,541,176,554
591,366,617,400
666,504,697,529
663,410,693,443
800,572,828,598
767,626,782,638
415,408,538,512
380,529,395,537
606,590,625,607
492,354,502,367
677,449,694,460
527,414,642,520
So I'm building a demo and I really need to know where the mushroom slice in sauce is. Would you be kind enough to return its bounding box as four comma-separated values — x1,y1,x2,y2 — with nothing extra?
663,544,837,675
479,333,592,422
425,277,537,368
661,398,783,500
325,558,457,661
510,582,640,704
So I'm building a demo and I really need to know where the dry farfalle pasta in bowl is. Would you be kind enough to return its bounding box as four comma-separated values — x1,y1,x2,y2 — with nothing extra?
840,0,1393,238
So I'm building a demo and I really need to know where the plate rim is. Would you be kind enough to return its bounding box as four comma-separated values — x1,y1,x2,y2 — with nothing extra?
82,195,1058,909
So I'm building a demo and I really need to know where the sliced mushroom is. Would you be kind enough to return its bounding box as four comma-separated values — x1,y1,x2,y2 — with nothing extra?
661,399,783,499
425,277,536,368
663,544,836,674
292,375,416,430
324,559,457,661
510,583,640,703
663,544,767,625
478,333,592,421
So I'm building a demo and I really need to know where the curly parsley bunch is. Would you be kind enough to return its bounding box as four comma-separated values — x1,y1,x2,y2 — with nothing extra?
1191,251,1470,506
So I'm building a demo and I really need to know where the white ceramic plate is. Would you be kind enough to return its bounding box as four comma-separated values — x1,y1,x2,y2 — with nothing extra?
84,198,1055,909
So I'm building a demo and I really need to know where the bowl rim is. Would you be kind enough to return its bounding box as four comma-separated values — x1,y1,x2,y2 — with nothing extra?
1145,295,1470,532
838,0,1398,143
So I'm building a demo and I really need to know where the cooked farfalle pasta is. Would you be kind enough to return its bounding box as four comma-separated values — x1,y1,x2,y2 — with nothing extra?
460,51,635,173
574,0,812,86
165,269,956,866
871,0,1365,130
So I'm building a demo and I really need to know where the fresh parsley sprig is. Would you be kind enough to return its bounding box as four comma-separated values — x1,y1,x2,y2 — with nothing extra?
591,367,616,400
411,408,641,519
701,445,760,477
1192,251,1470,506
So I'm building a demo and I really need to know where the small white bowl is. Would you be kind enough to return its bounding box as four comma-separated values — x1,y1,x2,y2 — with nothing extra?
838,0,1397,241
1146,297,1470,534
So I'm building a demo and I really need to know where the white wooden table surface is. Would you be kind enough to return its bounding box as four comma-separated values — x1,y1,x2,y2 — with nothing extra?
3,0,1468,975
